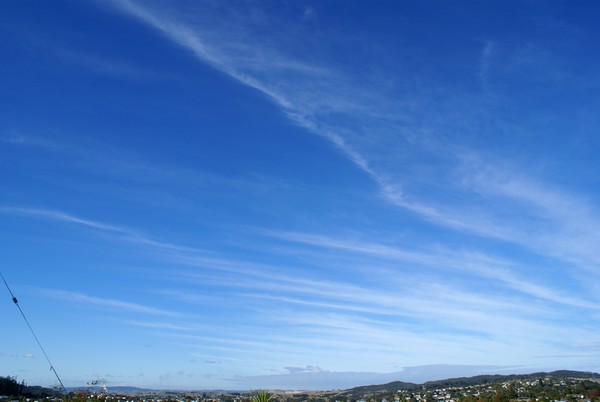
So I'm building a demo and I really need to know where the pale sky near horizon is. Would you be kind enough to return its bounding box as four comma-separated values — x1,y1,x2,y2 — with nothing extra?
2,0,600,391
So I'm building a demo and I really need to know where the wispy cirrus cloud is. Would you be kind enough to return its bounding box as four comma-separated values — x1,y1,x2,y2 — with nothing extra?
11,204,599,353
261,230,600,310
121,319,201,332
173,261,593,351
42,289,184,318
0,206,130,233
102,1,600,282
105,0,386,178
0,206,204,253
7,205,598,378
15,205,581,344
0,134,56,148
6,205,597,345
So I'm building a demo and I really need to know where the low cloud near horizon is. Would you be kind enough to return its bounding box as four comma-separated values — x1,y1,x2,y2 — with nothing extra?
228,365,532,391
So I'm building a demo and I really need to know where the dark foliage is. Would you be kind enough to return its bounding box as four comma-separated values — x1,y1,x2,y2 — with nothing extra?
0,376,25,397
0,375,62,398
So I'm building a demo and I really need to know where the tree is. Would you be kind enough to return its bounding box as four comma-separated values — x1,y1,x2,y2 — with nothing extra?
253,390,274,402
0,376,25,397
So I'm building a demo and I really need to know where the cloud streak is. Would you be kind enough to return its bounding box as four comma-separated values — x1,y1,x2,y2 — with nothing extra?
102,0,600,281
42,289,184,318
0,206,204,253
6,204,595,358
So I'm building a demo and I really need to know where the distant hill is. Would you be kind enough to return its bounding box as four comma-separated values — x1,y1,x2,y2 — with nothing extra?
345,381,421,395
64,386,155,394
102,386,155,394
343,370,600,395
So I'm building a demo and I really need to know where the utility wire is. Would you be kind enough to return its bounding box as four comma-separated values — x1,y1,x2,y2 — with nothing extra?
1,272,66,393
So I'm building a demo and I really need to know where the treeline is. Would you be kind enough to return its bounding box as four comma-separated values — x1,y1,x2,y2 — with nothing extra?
0,375,62,398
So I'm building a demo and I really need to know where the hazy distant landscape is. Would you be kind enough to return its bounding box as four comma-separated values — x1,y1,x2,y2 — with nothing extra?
3,370,600,402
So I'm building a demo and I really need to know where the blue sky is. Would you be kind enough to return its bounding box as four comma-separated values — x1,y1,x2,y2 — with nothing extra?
2,0,600,391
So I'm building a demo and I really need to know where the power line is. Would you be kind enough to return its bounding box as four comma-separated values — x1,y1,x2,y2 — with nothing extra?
1,272,66,393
